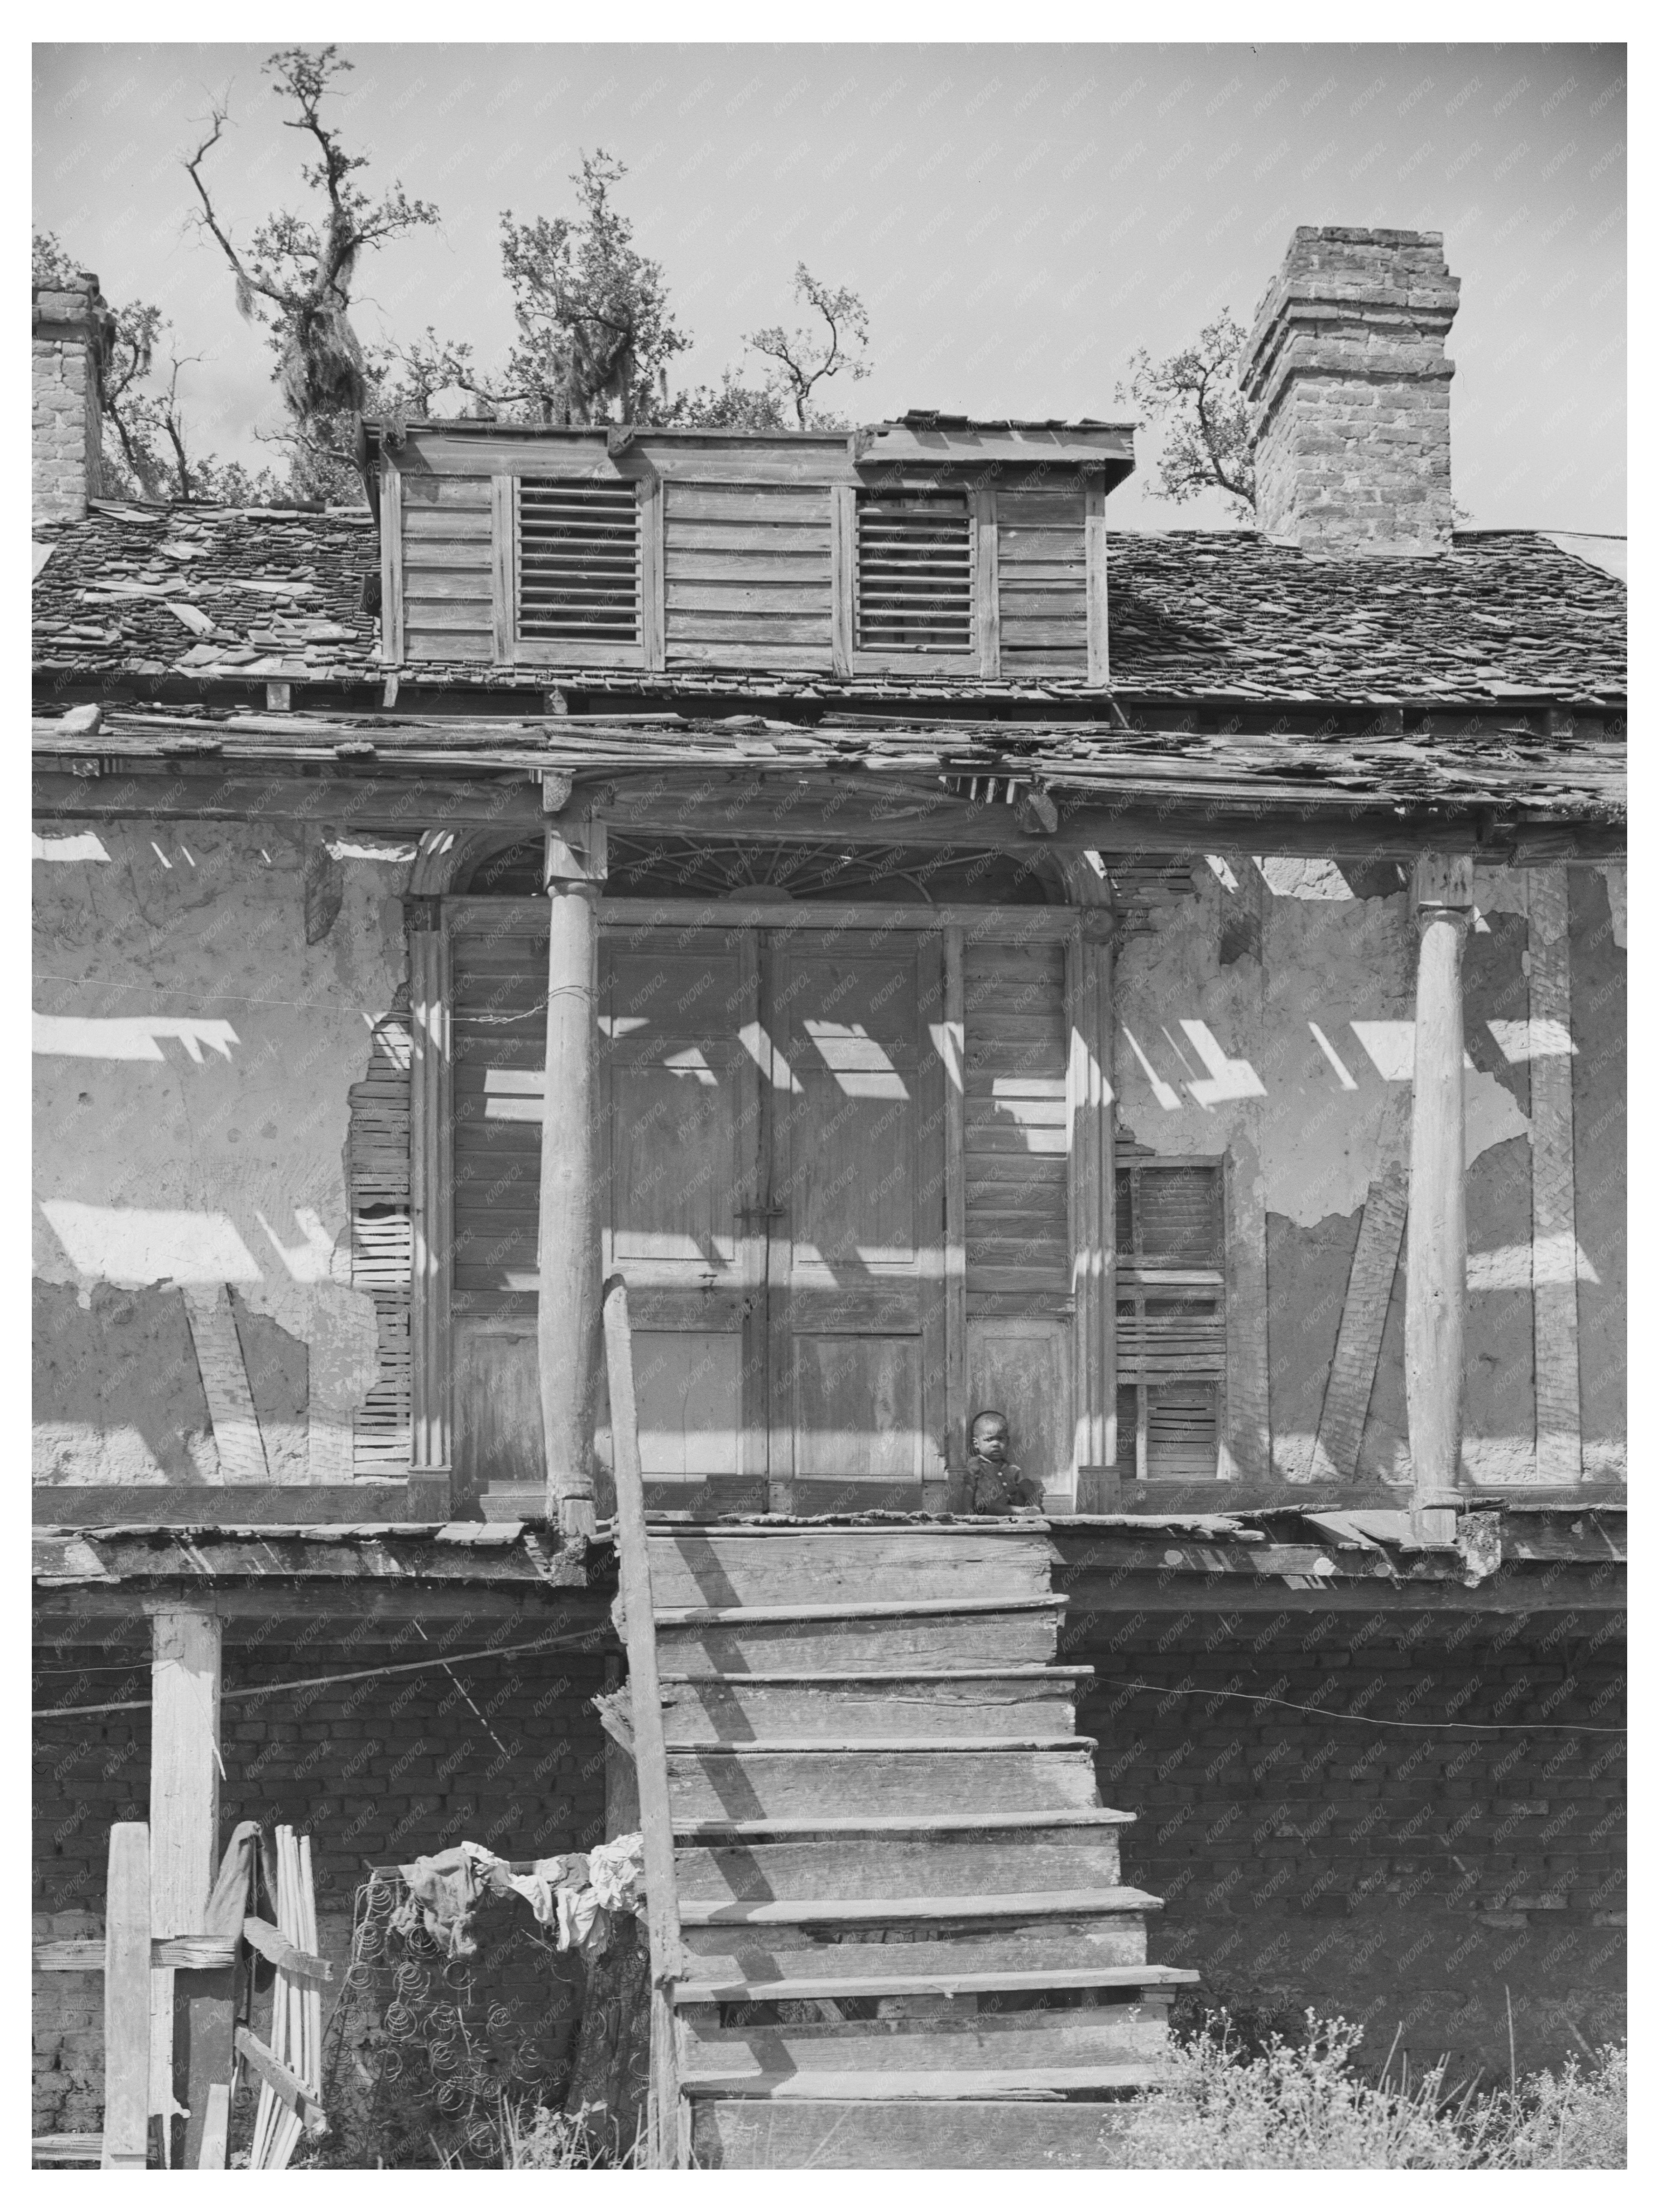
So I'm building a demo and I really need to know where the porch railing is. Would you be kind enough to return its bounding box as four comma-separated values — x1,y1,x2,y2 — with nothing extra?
600,1273,685,2169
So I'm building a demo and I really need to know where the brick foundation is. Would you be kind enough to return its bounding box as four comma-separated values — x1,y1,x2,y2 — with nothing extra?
32,1622,612,2143
1071,1609,1626,2079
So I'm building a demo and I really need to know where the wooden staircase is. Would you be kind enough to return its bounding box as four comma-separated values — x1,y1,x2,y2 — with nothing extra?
642,1522,1195,2169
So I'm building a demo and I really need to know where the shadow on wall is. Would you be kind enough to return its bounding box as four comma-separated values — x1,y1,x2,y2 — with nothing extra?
31,1278,307,1485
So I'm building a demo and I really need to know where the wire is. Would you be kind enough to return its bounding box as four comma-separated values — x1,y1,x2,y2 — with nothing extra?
1101,1678,1625,1735
33,1625,603,1720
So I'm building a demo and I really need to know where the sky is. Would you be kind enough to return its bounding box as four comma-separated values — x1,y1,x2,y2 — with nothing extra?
31,41,1626,532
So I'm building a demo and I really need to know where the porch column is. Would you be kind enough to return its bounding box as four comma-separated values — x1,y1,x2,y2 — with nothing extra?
408,896,453,1513
146,1604,222,2159
1405,853,1475,1543
538,809,607,1538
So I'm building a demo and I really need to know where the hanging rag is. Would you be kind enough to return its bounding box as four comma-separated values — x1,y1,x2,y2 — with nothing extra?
394,1844,491,1958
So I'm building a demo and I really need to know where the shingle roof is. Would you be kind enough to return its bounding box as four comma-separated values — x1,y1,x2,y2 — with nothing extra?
32,503,1625,709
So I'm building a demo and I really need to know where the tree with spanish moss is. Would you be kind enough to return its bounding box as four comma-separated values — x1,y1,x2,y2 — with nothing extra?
183,44,439,499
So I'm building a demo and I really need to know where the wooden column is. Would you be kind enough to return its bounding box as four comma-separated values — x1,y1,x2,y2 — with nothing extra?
1405,853,1475,1542
941,924,968,1500
408,896,453,1511
147,1605,222,2163
1526,865,1582,1481
539,808,606,1538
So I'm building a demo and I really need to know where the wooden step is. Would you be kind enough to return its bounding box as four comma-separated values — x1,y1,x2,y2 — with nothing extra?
677,1886,1161,1929
676,1963,1200,2005
680,1996,1171,2079
684,2064,1164,2100
675,1809,1134,1839
691,2096,1141,2168
660,1669,1087,1743
657,1600,1063,1676
682,1907,1153,1986
676,1822,1124,1903
647,1527,1056,1610
667,1741,1099,1820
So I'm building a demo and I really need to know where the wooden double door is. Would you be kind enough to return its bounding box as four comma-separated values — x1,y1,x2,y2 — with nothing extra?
605,925,948,1503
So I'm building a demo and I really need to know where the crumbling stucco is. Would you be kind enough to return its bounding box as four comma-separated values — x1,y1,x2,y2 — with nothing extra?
1116,857,1616,1485
32,820,406,1484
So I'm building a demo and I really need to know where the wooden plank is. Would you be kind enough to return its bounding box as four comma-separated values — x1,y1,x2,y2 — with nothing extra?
676,1884,1156,1928
667,1744,1100,1819
664,582,830,614
1085,476,1109,687
489,474,515,666
601,1276,685,2170
243,1915,334,1983
181,1286,267,1482
677,1963,1192,2003
661,1674,1079,1743
404,506,493,541
676,1827,1122,1903
234,2026,329,2136
682,2064,1161,2098
149,1606,221,2159
33,2135,105,2164
1528,866,1582,1481
102,1822,150,2170
639,472,666,672
380,448,404,663
657,1605,1061,1676
682,1917,1149,1986
1309,1095,1410,1481
974,482,1000,678
680,2003,1170,2076
666,485,833,523
178,1963,238,2169
646,1530,1054,1609
197,2083,230,2171
690,2096,1144,2169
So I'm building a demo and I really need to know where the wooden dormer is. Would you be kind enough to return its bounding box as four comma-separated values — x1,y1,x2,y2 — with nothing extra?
370,413,1135,684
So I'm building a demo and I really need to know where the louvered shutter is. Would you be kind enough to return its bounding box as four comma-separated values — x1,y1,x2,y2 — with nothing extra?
856,490,973,652
1116,1158,1225,1479
517,480,640,647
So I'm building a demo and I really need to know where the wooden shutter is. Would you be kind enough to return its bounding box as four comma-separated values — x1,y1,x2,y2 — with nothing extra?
517,479,641,650
855,490,974,653
1116,1157,1224,1479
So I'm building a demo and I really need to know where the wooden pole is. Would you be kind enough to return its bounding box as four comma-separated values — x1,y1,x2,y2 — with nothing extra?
1405,853,1475,1544
147,1604,221,2164
602,1274,684,2170
539,808,606,1539
101,1823,151,2170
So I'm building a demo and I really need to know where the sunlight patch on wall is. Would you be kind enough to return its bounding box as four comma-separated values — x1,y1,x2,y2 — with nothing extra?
1181,1020,1266,1107
1468,1236,1600,1290
32,831,110,863
1487,1018,1576,1063
41,1200,263,1284
33,1013,240,1063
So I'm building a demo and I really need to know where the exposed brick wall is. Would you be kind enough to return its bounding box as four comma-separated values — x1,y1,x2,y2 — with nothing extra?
1073,1609,1627,2079
32,279,111,524
1243,227,1460,556
32,1621,612,2141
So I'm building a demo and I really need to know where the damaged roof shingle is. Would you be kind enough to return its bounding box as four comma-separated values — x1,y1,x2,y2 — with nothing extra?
32,503,1626,709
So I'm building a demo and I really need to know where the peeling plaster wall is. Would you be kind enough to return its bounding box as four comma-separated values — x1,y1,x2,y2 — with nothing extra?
1114,856,1623,1487
32,820,408,1485
1572,868,1626,1478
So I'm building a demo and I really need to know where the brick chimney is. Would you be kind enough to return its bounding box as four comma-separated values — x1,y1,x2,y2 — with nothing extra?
33,271,115,523
1242,226,1460,557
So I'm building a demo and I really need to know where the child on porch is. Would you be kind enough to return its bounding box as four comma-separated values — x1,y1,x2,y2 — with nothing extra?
966,1409,1044,1516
